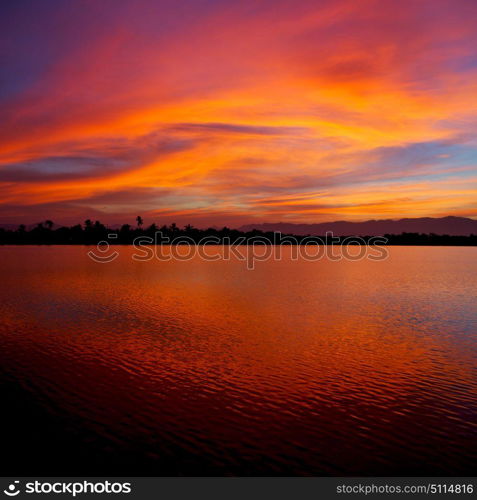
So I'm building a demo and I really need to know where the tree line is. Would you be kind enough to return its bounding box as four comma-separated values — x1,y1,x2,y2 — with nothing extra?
0,218,476,245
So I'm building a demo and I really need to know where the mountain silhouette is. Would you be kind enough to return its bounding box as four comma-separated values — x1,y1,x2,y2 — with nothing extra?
239,216,477,236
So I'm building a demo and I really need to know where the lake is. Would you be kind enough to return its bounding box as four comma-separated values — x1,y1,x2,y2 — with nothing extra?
0,245,476,475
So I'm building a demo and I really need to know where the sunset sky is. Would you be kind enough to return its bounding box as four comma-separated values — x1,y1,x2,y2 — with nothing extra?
1,0,477,227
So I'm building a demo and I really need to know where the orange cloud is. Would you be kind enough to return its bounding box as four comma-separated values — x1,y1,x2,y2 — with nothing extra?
1,0,476,225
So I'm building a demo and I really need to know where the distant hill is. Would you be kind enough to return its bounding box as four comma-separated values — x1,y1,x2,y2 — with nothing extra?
0,222,61,231
239,216,477,236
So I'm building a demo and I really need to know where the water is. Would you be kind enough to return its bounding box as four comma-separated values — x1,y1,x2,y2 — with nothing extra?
0,246,476,475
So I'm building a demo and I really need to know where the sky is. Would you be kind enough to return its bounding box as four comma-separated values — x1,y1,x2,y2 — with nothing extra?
1,0,477,227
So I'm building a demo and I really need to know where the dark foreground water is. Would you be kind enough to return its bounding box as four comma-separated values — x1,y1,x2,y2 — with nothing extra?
0,246,476,476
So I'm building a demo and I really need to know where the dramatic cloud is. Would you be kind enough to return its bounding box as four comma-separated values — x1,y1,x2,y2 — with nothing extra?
0,0,476,226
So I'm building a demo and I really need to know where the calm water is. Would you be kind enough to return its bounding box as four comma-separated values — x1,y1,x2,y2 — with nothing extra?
0,246,476,475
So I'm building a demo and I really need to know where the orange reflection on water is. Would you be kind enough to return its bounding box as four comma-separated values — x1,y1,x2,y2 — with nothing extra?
0,246,476,475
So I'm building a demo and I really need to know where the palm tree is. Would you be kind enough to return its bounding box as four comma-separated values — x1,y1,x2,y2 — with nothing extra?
136,215,144,228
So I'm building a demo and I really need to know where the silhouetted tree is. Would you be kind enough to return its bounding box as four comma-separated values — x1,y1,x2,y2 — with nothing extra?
136,216,143,228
